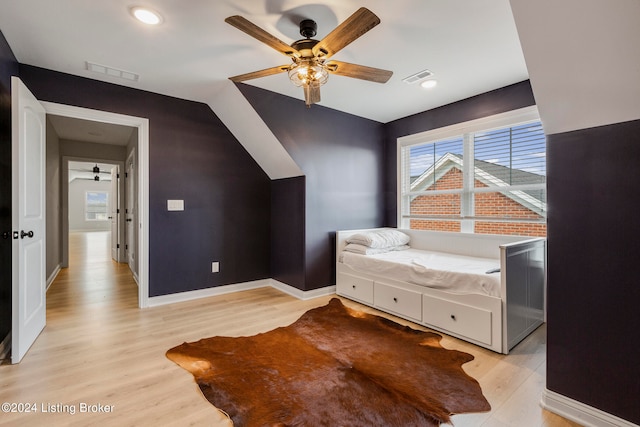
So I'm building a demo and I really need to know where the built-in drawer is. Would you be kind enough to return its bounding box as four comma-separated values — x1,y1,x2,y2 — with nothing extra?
374,282,422,322
422,295,493,345
337,273,374,305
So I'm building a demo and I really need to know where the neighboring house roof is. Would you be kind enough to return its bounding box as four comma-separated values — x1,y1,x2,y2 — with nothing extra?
409,153,546,215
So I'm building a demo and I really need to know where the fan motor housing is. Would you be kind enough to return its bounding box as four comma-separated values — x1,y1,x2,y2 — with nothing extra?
299,19,317,38
291,38,319,56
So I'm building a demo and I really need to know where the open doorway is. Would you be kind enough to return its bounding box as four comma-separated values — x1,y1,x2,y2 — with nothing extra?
42,102,149,307
66,160,123,264
46,114,137,302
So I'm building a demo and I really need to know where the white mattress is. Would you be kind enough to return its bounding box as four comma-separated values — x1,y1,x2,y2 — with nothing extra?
340,248,501,297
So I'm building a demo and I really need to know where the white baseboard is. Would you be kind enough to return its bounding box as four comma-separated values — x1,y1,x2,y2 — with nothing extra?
46,264,62,290
147,279,336,307
0,332,11,360
541,388,639,427
132,270,139,286
147,279,270,307
270,280,336,300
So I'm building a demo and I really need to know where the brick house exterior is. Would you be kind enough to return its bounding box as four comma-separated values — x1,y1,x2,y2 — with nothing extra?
409,154,546,237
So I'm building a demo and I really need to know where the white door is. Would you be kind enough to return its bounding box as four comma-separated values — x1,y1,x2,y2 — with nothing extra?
11,77,46,364
110,165,119,262
126,151,136,274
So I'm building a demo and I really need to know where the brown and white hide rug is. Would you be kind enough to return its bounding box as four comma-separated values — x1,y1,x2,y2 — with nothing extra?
166,298,490,426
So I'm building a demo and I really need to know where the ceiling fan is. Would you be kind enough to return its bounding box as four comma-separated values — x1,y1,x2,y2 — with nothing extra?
69,164,111,181
225,7,393,106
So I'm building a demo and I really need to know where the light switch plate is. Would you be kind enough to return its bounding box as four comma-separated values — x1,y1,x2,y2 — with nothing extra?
167,200,184,211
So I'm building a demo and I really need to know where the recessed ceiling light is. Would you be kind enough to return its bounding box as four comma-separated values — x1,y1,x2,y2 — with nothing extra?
421,80,438,89
130,6,163,25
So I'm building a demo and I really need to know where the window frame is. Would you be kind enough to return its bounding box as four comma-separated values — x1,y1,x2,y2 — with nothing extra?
397,106,545,233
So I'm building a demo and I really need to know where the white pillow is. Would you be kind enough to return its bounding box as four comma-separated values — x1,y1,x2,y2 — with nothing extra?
346,229,410,248
343,243,410,255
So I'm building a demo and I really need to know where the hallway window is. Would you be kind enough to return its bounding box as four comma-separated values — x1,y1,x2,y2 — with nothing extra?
86,191,109,221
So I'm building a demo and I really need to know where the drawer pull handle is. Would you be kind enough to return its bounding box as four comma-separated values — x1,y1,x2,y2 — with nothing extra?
450,314,456,321
352,285,356,289
393,297,398,303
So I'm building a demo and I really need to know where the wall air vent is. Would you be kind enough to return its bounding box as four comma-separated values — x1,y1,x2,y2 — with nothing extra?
86,61,140,82
402,69,434,84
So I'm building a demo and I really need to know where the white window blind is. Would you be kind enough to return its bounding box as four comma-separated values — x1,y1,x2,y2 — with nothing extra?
398,108,547,236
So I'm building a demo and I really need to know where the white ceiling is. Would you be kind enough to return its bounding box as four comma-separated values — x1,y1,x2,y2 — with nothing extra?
49,115,135,146
0,0,529,123
510,0,640,135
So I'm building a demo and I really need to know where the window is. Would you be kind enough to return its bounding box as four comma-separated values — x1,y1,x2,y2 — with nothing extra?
398,107,546,237
86,191,109,221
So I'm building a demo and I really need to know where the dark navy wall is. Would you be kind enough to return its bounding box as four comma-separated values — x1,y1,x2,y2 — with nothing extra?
18,65,271,297
271,176,305,289
0,29,18,341
383,81,536,226
546,120,640,424
238,83,385,291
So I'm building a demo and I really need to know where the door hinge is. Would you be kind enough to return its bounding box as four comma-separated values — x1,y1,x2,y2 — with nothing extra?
117,208,120,214
125,244,128,250
117,244,120,249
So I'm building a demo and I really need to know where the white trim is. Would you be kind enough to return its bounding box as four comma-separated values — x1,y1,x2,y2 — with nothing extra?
396,105,543,229
131,271,139,286
46,264,61,290
270,280,336,300
397,140,405,228
40,102,150,309
146,280,336,307
541,389,639,427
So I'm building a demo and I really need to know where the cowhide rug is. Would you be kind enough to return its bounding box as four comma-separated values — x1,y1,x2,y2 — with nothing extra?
166,298,490,426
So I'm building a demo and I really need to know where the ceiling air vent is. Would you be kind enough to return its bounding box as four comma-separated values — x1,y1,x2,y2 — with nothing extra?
86,61,140,82
402,69,434,84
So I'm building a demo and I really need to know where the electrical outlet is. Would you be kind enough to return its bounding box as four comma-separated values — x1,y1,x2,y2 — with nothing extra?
211,262,219,273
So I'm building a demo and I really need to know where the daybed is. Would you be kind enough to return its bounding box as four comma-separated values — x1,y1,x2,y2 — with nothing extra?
336,228,545,354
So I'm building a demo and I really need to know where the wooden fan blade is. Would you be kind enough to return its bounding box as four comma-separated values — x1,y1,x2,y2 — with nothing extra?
225,15,300,58
326,60,393,83
312,7,380,60
303,83,321,106
229,65,290,82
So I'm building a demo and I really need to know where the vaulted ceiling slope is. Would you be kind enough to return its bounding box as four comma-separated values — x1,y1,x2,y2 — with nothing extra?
510,0,640,135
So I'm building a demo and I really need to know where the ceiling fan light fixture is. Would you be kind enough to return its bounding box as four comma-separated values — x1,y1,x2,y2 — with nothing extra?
93,164,100,174
225,8,391,107
288,61,329,87
130,6,163,25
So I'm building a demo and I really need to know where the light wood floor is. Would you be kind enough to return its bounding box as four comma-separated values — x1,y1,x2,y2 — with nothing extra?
0,230,581,427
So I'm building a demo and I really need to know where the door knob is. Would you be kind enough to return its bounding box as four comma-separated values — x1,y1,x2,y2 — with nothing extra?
20,230,34,239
